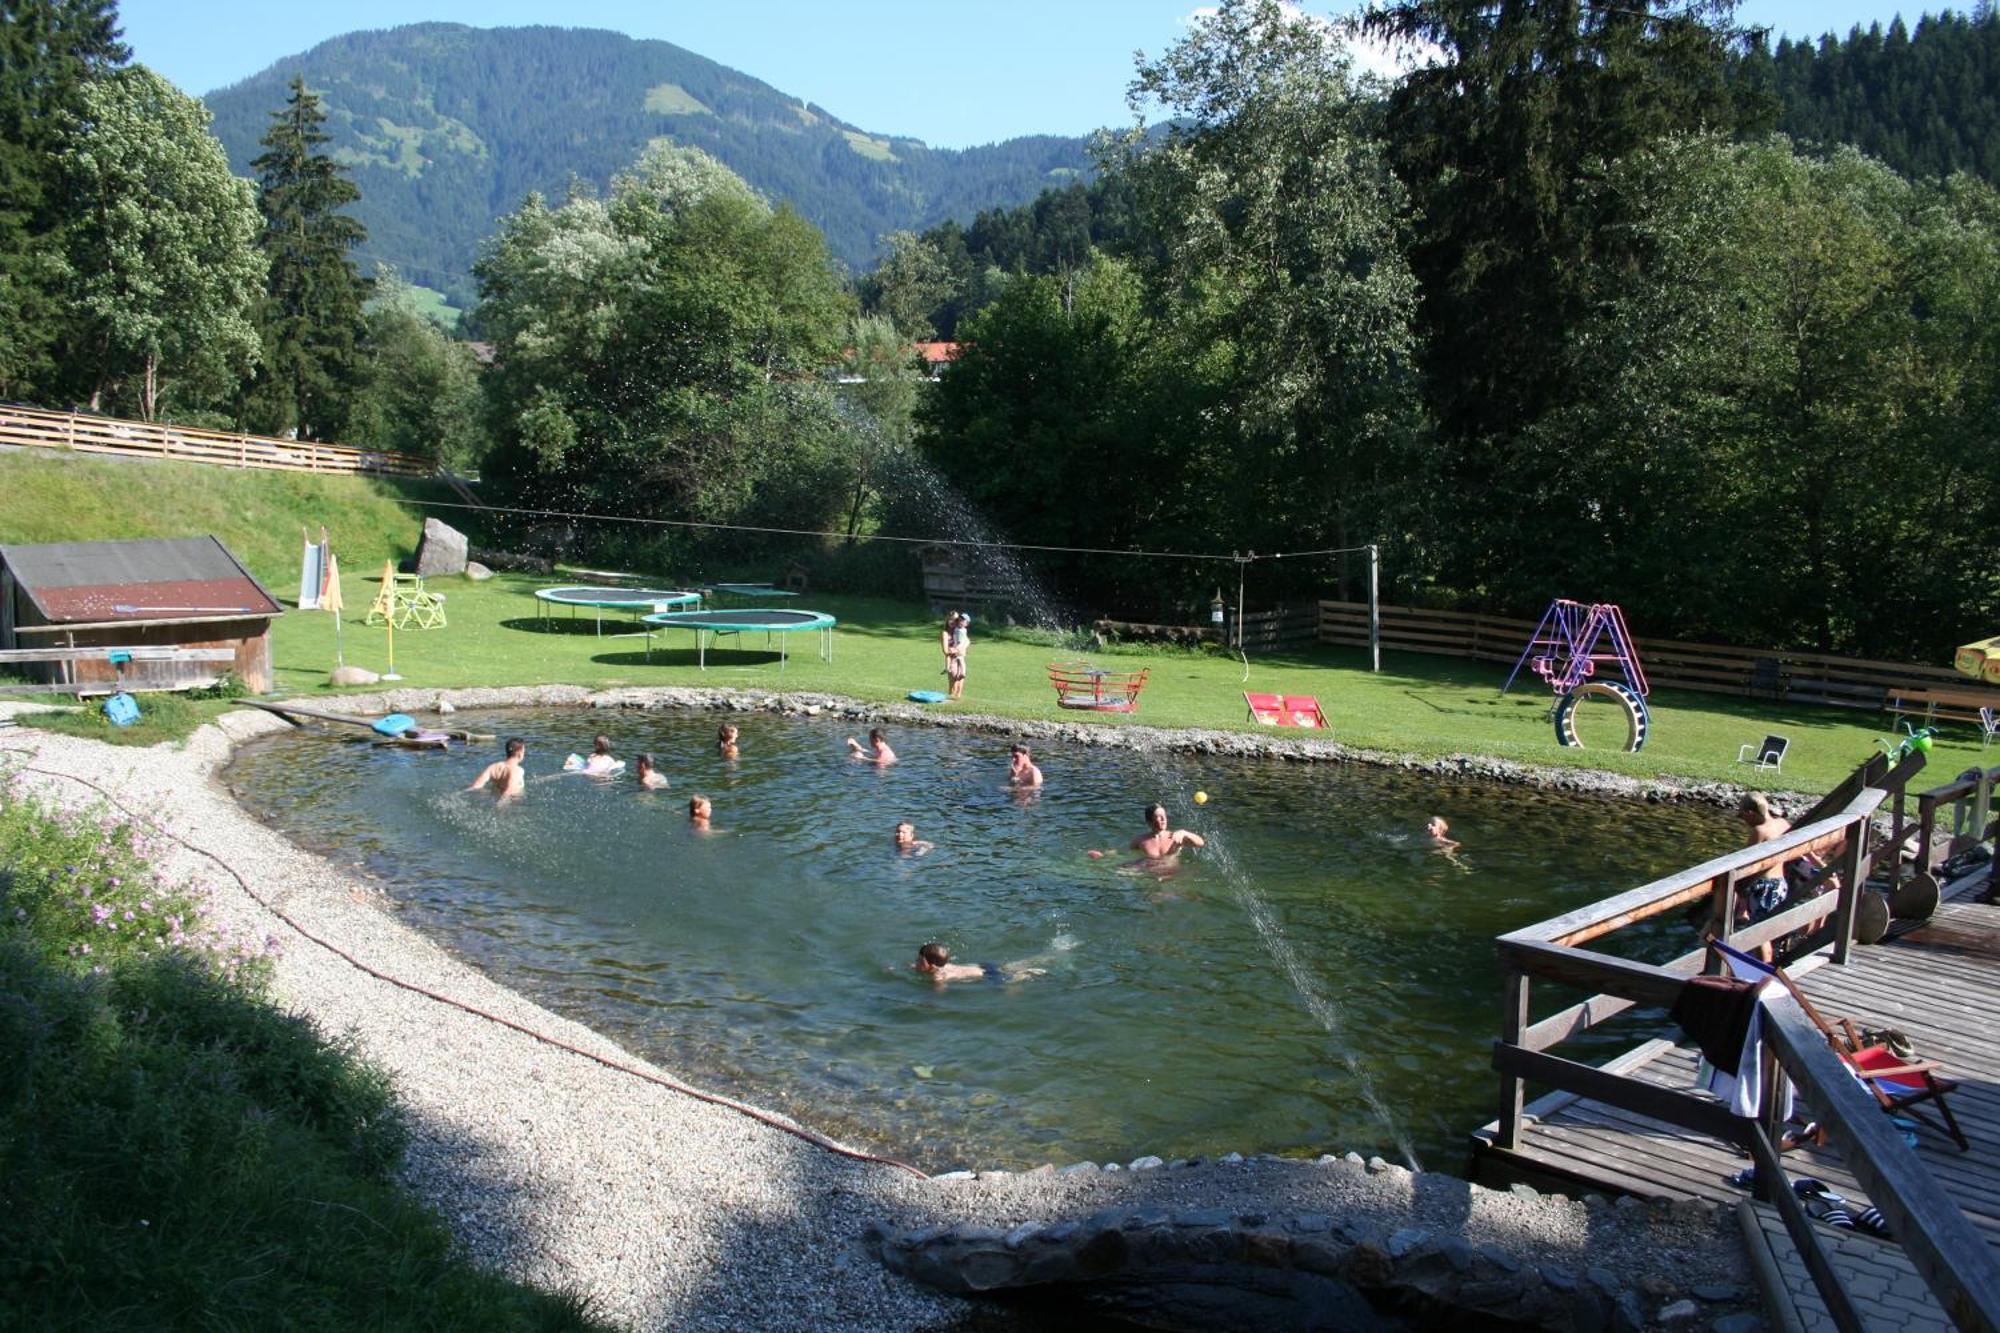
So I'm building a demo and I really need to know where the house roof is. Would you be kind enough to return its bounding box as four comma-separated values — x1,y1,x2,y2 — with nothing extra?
0,536,283,626
913,341,962,364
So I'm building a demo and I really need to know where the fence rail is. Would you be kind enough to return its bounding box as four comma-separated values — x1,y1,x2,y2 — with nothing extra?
0,405,434,478
1318,599,1996,707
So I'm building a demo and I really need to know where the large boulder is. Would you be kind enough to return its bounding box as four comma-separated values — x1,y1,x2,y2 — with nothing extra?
329,665,380,688
415,518,469,577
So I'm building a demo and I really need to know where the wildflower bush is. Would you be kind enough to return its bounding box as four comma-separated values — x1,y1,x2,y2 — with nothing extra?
0,779,602,1331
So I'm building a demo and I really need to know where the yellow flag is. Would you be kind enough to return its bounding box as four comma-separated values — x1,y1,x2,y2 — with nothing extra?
320,551,343,615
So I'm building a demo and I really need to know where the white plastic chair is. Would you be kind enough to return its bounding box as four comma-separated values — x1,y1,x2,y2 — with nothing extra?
1737,734,1789,770
1981,706,1997,749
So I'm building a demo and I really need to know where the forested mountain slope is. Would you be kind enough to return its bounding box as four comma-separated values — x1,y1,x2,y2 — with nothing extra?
203,23,1095,307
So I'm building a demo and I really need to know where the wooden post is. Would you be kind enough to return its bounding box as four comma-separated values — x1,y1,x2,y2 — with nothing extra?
1498,970,1529,1150
1367,544,1380,673
1833,819,1867,965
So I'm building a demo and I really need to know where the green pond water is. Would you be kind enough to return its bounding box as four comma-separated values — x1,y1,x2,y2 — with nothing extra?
225,708,1731,1172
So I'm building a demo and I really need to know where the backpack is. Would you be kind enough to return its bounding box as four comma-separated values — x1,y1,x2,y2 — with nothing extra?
102,691,141,727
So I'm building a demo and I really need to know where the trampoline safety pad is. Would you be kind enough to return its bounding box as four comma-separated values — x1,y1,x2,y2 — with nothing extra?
640,608,837,674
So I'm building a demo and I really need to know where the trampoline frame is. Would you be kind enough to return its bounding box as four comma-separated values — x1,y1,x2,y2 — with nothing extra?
640,608,836,675
533,586,701,636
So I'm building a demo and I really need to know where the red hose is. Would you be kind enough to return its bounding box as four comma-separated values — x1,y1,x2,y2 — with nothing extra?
1,747,928,1179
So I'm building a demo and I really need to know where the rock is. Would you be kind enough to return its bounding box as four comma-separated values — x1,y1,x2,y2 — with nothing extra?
1290,1214,1333,1234
464,561,493,581
1386,1227,1431,1259
329,665,380,687
1367,1155,1393,1173
958,1248,1020,1291
1510,1182,1541,1198
415,517,469,577
1129,1155,1164,1171
1612,1290,1647,1333
1710,1315,1763,1333
1342,1241,1396,1286
1458,1277,1528,1308
1343,1151,1366,1167
1542,1265,1579,1293
1056,1161,1099,1176
436,697,456,714
1003,1223,1040,1249
930,1170,975,1182
1219,1151,1244,1164
1173,1209,1232,1229
1658,1298,1700,1324
1692,1283,1745,1303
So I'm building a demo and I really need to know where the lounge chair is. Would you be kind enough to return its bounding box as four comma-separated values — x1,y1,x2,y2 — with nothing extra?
1982,706,1997,749
1712,941,1969,1151
1737,734,1789,770
1284,694,1328,729
1244,692,1288,725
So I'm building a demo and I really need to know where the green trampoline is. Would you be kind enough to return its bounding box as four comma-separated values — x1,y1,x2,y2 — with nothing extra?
641,607,836,674
534,585,701,635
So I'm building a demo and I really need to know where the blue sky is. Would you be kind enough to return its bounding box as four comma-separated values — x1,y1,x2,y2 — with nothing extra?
121,1,1936,149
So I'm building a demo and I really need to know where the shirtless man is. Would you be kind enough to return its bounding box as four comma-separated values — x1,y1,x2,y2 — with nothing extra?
1008,742,1044,789
912,942,1041,985
894,821,935,856
717,723,740,759
1713,792,1793,962
688,794,714,829
1425,816,1459,850
578,734,620,774
634,753,670,790
468,738,527,799
1131,801,1205,861
846,728,897,765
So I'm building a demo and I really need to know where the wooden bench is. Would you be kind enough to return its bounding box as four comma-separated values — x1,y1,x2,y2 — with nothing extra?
1048,661,1149,713
1887,686,2000,727
1784,678,1887,711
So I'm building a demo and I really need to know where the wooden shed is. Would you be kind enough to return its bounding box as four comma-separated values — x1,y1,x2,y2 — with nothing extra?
0,537,283,693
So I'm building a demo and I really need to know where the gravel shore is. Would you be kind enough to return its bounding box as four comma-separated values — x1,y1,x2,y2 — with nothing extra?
0,696,1753,1331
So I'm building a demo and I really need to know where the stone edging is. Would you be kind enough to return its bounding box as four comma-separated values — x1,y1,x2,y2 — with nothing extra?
293,682,1806,810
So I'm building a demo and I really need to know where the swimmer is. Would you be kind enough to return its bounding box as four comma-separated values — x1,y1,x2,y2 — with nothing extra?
467,737,527,799
1130,802,1204,861
1007,742,1044,789
688,794,714,828
717,722,740,759
634,753,670,790
580,734,620,774
912,942,1042,985
846,728,897,765
894,821,935,856
1425,816,1459,851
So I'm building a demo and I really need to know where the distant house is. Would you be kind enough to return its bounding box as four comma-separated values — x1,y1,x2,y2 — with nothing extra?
913,341,962,376
0,537,284,693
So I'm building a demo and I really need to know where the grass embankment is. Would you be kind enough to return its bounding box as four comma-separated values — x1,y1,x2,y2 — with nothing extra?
0,449,1984,792
0,783,603,1330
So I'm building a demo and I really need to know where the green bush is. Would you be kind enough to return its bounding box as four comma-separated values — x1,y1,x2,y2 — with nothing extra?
0,786,603,1331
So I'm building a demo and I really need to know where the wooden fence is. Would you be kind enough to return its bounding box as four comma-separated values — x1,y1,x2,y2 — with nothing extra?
0,404,434,478
1318,599,2000,713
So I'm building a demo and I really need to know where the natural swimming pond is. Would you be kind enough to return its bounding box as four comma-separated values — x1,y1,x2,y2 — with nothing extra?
227,708,1731,1172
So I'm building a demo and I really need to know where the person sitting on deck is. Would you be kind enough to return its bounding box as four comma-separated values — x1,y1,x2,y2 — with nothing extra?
468,738,527,800
846,728,897,765
634,753,670,790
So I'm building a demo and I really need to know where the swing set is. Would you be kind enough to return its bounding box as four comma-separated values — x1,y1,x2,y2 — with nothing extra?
1502,599,1653,751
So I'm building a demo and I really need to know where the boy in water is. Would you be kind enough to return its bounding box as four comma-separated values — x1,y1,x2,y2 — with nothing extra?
1425,816,1459,850
634,753,670,790
894,821,935,856
912,942,1041,985
717,723,740,759
688,794,714,828
1008,742,1044,788
468,738,528,799
1131,802,1205,861
846,728,897,765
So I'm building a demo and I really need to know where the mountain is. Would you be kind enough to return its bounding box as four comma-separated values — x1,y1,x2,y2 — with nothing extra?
202,24,1097,310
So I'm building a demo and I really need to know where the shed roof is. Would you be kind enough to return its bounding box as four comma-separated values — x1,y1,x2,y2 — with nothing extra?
0,537,283,626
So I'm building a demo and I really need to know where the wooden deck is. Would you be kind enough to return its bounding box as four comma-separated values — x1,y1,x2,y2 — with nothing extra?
1473,895,2000,1326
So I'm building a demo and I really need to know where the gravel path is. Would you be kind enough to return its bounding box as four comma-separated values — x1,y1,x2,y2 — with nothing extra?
0,697,1753,1331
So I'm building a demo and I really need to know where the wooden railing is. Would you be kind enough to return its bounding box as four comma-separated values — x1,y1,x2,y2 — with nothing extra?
1318,599,1996,710
0,404,435,478
1490,752,2000,1332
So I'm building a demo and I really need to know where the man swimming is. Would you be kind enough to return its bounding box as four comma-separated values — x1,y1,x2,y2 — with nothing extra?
846,728,897,765
468,737,527,799
894,821,935,856
1131,801,1205,861
912,942,1041,985
634,753,670,790
1008,742,1044,789
1425,816,1459,850
717,722,740,759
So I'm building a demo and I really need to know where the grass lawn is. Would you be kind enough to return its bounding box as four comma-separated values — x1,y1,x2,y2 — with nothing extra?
251,569,1987,795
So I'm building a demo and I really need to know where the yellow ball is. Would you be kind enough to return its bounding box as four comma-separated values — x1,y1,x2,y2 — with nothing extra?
1194,791,1209,805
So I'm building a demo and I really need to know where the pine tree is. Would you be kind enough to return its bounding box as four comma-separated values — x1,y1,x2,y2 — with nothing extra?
242,75,368,441
0,0,126,399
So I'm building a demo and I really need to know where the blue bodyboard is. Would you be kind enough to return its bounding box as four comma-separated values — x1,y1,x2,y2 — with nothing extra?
907,690,948,704
102,692,141,727
372,713,417,736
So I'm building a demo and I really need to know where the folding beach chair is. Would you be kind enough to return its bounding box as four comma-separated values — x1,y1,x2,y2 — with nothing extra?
1284,694,1328,729
1736,734,1789,770
1711,941,1969,1151
1244,692,1289,726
